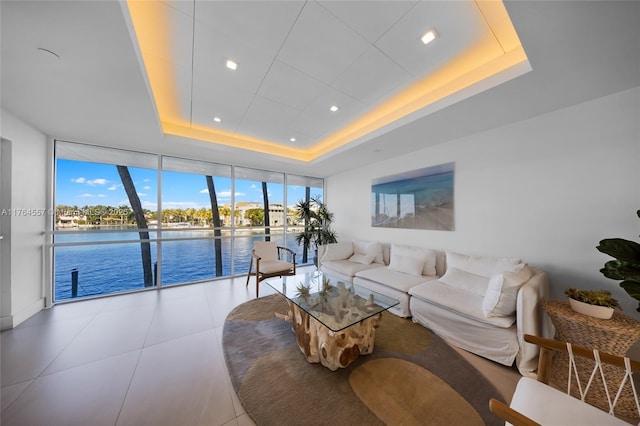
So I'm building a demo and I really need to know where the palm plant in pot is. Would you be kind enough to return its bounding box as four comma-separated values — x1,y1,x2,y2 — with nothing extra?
596,209,640,313
293,195,338,266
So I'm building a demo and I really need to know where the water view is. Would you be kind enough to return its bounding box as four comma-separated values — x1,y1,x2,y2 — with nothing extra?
54,229,308,301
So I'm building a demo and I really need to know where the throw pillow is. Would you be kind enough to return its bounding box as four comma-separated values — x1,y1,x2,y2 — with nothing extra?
321,242,354,262
353,240,384,264
482,264,533,317
445,251,521,278
438,267,490,296
388,255,424,276
390,244,437,276
349,253,376,265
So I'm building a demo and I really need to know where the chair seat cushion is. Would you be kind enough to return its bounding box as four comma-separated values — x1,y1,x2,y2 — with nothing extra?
259,260,294,274
510,377,629,425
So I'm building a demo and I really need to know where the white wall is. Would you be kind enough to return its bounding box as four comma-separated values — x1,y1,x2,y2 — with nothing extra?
0,108,48,328
327,87,640,319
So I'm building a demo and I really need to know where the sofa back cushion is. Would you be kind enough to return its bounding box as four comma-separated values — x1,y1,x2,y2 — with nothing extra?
438,267,491,296
445,251,522,278
353,240,384,264
482,263,533,317
349,253,376,265
321,242,354,262
389,244,438,276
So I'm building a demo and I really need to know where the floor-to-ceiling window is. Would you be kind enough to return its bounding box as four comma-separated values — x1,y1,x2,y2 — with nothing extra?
52,141,324,302
160,156,233,285
54,142,159,301
286,174,325,263
232,167,285,277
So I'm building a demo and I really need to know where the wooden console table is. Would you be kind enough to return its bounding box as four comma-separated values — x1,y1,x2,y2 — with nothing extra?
543,300,640,418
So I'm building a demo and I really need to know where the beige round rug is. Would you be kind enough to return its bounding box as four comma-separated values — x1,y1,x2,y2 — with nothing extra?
222,294,504,425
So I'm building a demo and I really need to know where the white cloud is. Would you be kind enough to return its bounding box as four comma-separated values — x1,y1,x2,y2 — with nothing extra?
97,194,107,198
217,190,245,198
250,184,258,190
137,192,148,197
143,186,151,190
108,185,118,191
200,188,209,194
72,177,108,186
79,193,95,198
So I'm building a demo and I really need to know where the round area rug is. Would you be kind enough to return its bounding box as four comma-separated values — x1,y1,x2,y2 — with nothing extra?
222,294,504,426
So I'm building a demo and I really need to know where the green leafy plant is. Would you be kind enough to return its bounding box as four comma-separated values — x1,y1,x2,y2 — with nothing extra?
565,288,620,309
596,209,640,312
294,195,338,259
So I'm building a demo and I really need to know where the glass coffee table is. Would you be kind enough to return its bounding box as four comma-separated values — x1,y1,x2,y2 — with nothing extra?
266,270,399,370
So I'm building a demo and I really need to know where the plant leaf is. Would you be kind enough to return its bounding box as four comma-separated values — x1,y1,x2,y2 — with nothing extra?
597,238,640,264
620,281,640,312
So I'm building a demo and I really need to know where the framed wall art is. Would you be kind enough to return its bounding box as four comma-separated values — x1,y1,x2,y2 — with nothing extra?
371,162,454,231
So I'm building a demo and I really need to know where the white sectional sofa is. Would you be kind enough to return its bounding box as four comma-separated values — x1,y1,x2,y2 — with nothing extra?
317,240,550,376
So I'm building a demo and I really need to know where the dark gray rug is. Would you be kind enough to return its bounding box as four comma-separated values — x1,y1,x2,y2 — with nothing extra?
222,294,504,425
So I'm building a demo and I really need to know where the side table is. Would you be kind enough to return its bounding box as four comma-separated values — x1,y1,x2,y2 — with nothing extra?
543,300,640,418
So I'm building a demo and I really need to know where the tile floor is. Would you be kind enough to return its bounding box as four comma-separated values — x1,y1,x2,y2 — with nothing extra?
1,265,519,426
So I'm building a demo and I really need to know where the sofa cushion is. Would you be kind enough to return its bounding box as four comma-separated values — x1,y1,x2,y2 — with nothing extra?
389,244,437,276
349,253,375,265
321,242,354,262
409,280,515,328
446,251,521,278
353,240,384,264
482,263,533,317
322,259,383,277
388,255,424,276
438,267,490,296
355,267,435,292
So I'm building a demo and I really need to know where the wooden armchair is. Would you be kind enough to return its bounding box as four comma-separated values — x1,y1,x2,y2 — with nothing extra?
489,334,640,426
246,241,296,297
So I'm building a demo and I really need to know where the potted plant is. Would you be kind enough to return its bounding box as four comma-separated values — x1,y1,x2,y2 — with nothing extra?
565,287,620,319
596,209,640,313
293,195,338,266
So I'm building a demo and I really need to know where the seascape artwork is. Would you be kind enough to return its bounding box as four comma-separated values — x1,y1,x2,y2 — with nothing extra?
371,162,454,230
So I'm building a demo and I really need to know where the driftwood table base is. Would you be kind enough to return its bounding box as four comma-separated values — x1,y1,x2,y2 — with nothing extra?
279,302,382,371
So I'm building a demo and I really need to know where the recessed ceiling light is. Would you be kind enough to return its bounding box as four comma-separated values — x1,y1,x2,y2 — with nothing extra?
290,137,296,142
226,59,237,70
421,29,438,45
329,105,339,112
213,116,222,123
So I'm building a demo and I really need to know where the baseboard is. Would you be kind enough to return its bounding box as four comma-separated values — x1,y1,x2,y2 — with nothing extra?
0,314,14,331
3,298,45,329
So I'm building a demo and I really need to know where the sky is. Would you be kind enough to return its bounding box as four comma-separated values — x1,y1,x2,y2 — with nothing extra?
55,159,321,211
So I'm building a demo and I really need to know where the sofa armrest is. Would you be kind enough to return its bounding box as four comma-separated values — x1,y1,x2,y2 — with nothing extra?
515,268,551,376
317,245,327,268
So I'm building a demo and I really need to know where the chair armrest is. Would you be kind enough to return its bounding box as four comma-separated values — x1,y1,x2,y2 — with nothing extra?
250,250,261,261
277,246,296,263
489,398,541,426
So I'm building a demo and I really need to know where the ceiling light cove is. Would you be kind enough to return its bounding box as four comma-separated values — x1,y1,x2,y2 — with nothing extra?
126,0,529,163
421,29,438,45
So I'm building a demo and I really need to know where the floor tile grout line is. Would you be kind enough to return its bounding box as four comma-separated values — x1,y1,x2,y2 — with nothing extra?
27,306,101,381
113,293,162,426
